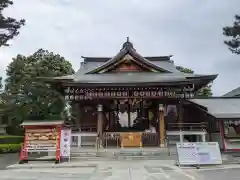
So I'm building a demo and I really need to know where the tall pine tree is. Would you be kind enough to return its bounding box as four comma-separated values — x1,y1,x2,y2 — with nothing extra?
0,0,25,47
223,15,240,54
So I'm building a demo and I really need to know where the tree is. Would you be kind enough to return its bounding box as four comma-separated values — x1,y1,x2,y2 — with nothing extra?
0,77,3,105
0,0,25,47
0,76,2,90
176,66,213,97
223,15,240,54
4,49,74,127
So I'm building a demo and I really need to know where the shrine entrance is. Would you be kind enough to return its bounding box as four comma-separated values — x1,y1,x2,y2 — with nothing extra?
102,98,161,148
43,39,217,152
69,96,182,149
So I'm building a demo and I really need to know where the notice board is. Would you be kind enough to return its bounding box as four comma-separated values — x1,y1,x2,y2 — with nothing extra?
25,128,59,151
176,142,222,165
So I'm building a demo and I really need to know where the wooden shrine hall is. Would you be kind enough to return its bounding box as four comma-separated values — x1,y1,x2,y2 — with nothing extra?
43,38,219,148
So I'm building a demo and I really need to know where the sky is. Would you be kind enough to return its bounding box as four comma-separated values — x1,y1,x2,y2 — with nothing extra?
0,0,240,96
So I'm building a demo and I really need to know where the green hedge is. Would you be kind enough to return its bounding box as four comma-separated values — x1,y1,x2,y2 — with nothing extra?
0,135,24,144
0,144,22,153
0,136,24,153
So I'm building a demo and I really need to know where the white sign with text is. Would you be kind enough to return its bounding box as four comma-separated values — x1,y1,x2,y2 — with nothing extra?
60,129,71,157
176,142,222,165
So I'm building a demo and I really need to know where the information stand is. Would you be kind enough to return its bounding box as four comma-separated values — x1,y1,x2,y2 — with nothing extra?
176,142,222,168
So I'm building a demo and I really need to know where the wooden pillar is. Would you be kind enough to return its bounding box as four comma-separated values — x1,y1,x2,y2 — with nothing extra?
159,104,165,148
178,99,183,129
97,104,103,146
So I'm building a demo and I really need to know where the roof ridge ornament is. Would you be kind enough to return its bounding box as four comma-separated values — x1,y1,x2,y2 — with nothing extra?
121,37,135,51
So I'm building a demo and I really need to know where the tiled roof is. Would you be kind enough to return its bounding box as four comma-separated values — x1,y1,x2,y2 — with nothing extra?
41,39,218,88
21,120,64,126
189,98,240,119
223,87,240,97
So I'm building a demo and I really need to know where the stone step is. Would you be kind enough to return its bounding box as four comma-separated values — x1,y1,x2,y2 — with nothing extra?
70,156,115,161
70,151,175,159
117,156,175,160
70,152,98,157
116,152,165,156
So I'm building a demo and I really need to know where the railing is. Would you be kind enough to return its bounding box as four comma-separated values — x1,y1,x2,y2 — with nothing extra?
142,133,159,147
70,125,97,133
71,132,97,147
166,122,208,131
103,132,120,148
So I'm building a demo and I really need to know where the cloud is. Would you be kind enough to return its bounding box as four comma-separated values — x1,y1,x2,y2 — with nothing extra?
1,0,240,95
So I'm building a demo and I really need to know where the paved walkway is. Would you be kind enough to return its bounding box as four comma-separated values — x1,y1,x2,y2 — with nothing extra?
1,160,203,180
0,153,19,169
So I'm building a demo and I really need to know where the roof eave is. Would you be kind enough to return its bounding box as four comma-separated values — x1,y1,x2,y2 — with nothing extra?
36,77,74,83
189,74,218,91
61,79,200,87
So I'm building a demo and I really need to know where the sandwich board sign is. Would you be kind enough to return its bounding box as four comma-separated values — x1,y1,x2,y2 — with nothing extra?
176,142,222,166
176,143,198,165
195,142,222,165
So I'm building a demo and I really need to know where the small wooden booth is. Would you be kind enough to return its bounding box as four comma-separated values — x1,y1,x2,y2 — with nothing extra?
20,120,65,164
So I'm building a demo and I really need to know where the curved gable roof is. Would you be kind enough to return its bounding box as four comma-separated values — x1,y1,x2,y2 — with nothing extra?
86,40,172,74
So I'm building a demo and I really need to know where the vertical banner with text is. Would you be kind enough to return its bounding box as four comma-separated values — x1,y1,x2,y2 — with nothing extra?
60,129,71,157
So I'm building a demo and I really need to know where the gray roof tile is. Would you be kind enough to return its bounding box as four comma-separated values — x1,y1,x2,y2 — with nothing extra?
46,40,217,86
189,98,240,119
223,87,240,97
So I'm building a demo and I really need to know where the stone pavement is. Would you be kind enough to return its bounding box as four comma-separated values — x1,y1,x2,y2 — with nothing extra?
1,160,204,180
0,153,19,169
197,167,240,180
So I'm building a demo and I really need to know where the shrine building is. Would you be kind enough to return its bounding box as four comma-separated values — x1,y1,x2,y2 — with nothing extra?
42,38,240,151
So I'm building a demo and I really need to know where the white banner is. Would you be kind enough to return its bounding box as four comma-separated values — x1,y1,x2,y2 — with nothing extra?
176,142,222,165
60,129,71,157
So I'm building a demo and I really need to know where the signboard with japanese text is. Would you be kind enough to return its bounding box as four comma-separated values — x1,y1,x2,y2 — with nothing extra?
176,143,198,165
195,142,222,165
60,129,71,157
176,142,222,166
